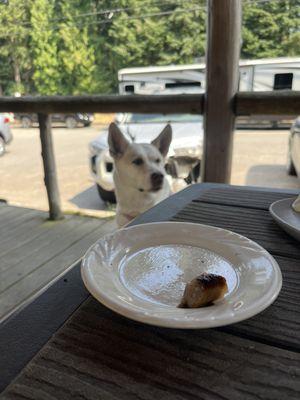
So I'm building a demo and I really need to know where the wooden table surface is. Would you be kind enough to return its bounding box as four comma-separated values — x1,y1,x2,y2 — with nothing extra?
1,184,300,399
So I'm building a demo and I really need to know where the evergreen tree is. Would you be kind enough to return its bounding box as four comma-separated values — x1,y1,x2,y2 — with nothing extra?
56,0,96,95
0,0,31,94
241,0,300,59
30,0,60,94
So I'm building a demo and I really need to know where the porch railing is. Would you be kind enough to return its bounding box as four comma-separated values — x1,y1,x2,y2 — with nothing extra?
0,0,299,220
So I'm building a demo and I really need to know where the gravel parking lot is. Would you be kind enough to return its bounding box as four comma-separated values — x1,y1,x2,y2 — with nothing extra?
0,126,299,215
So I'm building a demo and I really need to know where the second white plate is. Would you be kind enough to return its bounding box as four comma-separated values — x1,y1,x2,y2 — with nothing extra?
269,197,300,242
81,222,282,329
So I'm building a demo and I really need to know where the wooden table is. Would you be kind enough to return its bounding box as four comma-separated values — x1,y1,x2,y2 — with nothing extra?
1,184,300,399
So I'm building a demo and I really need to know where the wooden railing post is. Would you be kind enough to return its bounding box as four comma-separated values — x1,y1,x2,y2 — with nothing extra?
202,0,242,183
38,113,63,220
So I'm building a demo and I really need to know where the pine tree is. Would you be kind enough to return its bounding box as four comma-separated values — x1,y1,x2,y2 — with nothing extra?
0,0,32,95
56,0,96,95
30,0,61,94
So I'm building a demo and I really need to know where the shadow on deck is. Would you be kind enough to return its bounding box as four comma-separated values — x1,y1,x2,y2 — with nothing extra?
0,203,116,323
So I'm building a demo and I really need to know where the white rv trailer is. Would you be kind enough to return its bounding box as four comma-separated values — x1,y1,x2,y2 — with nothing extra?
118,57,300,126
118,57,300,94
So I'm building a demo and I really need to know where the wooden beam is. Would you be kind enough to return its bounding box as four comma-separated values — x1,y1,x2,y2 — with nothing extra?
202,0,242,183
236,91,300,116
0,94,203,114
0,92,299,115
38,114,63,221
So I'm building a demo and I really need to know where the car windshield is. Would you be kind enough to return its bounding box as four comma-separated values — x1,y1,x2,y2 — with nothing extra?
126,114,203,123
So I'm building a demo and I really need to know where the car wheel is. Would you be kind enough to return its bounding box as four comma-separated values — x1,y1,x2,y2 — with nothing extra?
21,116,32,128
287,152,297,176
65,116,77,129
96,184,116,203
0,137,6,156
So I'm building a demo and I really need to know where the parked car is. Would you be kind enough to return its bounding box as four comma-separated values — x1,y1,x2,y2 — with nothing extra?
15,113,94,128
287,116,300,177
0,113,13,156
89,113,203,202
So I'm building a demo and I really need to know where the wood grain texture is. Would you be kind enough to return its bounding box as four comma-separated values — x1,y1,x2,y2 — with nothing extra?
0,204,115,323
38,114,63,221
202,0,241,183
236,91,300,116
194,187,297,210
2,298,300,400
172,202,300,259
0,92,299,116
221,255,300,351
0,94,203,114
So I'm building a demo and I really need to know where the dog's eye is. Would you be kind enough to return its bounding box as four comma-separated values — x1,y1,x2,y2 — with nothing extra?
155,158,160,164
132,158,143,166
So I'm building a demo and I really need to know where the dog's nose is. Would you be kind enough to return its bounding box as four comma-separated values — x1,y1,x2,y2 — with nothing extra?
151,172,164,186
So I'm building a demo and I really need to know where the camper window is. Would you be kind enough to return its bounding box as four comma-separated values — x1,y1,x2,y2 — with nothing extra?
273,73,293,90
125,85,135,93
165,82,201,89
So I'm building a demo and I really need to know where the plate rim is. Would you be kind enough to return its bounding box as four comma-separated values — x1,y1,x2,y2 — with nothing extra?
269,197,300,240
81,221,282,329
269,197,299,227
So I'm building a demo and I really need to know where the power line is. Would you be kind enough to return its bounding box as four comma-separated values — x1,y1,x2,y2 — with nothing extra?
0,6,205,38
54,6,205,32
19,0,196,28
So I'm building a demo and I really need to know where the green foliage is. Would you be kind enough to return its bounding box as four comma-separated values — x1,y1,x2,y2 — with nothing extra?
241,0,300,59
0,0,32,94
0,0,298,95
30,0,60,95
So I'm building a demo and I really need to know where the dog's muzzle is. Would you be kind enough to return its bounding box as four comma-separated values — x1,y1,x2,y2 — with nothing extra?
151,172,164,191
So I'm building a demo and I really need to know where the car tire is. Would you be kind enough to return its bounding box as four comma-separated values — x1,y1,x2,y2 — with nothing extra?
287,153,297,176
21,116,32,128
96,184,116,203
65,116,77,129
0,137,5,156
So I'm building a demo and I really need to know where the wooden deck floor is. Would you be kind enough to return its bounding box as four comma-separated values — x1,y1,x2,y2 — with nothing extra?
0,203,116,323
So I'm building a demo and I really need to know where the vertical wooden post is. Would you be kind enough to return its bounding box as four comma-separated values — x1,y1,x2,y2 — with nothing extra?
202,0,242,183
38,113,63,220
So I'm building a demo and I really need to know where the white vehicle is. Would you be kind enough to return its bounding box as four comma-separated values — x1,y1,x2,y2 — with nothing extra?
0,114,13,156
119,57,300,127
119,57,300,94
89,113,203,202
89,57,300,202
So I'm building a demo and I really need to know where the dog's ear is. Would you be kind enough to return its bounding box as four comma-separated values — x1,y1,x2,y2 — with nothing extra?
108,123,129,158
151,124,172,157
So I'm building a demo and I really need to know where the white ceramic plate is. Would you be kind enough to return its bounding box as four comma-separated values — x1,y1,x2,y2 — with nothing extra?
269,197,300,242
81,222,282,329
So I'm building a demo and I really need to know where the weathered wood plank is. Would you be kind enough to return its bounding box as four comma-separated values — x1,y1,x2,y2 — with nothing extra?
0,210,43,241
0,261,89,394
172,202,300,259
221,255,300,351
202,0,241,183
0,94,203,114
194,187,297,210
0,220,115,321
0,214,99,271
0,215,61,258
0,92,299,116
236,91,300,116
0,206,37,228
3,298,299,400
38,114,63,221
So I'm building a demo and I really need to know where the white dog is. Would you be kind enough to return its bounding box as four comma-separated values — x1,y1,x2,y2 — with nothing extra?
108,122,172,227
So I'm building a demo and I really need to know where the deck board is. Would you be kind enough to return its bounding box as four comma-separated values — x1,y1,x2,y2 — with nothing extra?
2,298,300,400
0,204,116,322
195,187,296,210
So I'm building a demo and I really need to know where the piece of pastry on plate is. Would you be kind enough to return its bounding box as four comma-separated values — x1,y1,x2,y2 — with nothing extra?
178,273,228,308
